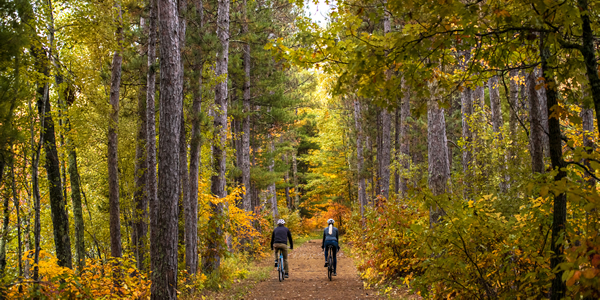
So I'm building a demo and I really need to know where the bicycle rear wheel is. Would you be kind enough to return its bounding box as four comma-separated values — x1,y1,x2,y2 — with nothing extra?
327,247,333,281
279,254,285,281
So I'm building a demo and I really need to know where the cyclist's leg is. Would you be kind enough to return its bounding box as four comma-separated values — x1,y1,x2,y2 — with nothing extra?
281,244,289,274
332,242,338,272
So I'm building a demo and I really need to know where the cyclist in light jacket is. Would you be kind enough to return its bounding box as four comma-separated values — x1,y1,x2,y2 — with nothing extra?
321,219,340,276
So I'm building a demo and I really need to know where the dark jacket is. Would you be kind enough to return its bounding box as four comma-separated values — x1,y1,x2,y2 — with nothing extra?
322,225,339,249
271,225,293,250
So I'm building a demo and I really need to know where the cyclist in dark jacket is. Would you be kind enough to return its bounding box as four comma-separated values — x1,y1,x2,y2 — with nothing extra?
321,219,339,276
271,219,293,278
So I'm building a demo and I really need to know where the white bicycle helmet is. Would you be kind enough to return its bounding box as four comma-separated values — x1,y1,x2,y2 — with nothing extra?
277,219,285,225
327,219,335,224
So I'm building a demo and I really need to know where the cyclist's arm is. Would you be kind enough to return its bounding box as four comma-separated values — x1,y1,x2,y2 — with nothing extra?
322,230,325,249
288,230,293,249
270,231,275,250
336,228,339,241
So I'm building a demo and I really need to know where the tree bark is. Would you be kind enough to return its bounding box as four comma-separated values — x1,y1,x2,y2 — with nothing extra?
428,83,450,226
147,0,159,275
353,100,367,216
399,80,410,196
488,76,508,192
268,136,278,221
0,178,10,275
394,104,400,194
108,2,124,259
527,71,544,174
461,85,473,197
133,81,148,271
241,0,252,211
40,76,73,269
292,152,299,208
186,0,202,277
205,0,229,274
11,162,22,278
67,120,86,271
535,68,549,157
151,0,182,296
541,33,567,300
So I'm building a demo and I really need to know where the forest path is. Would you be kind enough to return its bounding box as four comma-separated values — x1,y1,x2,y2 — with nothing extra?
245,239,380,299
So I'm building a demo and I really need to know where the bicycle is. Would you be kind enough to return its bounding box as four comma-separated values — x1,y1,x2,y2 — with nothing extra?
325,245,335,281
276,250,285,282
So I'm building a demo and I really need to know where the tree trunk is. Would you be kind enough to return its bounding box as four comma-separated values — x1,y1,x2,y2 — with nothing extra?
292,152,299,208
488,76,508,192
461,85,473,197
67,122,86,271
40,77,72,269
147,0,159,275
241,0,252,211
527,71,544,174
30,58,48,282
541,33,567,300
535,68,550,157
379,109,391,199
186,0,203,277
151,0,182,296
394,104,400,194
0,180,10,275
579,0,600,136
353,100,367,216
268,137,278,221
399,80,410,196
108,2,124,259
12,162,22,278
428,83,450,226
205,0,229,274
133,81,148,271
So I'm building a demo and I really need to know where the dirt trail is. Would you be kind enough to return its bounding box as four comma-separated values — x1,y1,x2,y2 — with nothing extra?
245,239,380,299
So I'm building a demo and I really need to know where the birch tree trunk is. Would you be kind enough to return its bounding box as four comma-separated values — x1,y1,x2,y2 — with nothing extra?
353,100,367,216
527,71,544,174
205,0,229,273
151,0,182,295
268,136,278,221
428,85,450,227
108,2,124,259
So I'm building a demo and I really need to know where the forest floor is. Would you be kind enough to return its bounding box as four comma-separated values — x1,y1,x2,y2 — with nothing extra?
197,238,419,299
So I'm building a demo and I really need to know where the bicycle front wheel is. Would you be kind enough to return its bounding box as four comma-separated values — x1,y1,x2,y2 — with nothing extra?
327,248,333,281
279,254,285,281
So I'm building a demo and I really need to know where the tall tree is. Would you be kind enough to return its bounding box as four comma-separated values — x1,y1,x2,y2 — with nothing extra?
399,80,410,196
186,0,203,278
205,0,230,273
428,83,450,226
353,99,367,216
527,71,544,174
151,0,182,296
241,0,252,212
147,0,159,273
108,2,124,259
133,79,148,270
